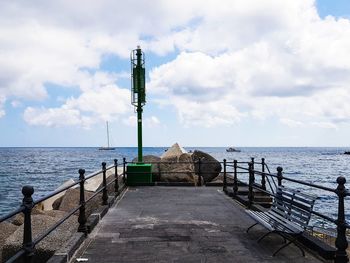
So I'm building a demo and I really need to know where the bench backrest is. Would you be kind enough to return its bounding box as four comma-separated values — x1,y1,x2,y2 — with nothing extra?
271,186,317,229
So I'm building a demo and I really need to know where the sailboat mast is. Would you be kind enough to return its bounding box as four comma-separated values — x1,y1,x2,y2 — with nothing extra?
106,121,110,148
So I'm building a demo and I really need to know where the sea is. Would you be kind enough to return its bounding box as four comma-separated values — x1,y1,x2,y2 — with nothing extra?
0,147,349,227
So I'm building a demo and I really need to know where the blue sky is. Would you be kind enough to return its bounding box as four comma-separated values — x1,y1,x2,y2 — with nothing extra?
0,0,350,147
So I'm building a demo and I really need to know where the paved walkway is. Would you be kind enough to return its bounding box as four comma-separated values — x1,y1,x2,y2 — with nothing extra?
75,187,322,263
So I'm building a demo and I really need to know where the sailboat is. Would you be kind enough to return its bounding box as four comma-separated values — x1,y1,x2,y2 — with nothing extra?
99,121,116,150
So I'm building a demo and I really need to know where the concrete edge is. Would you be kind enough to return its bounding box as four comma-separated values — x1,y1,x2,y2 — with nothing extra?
43,183,129,263
47,232,85,263
87,214,100,233
108,196,115,207
300,232,336,260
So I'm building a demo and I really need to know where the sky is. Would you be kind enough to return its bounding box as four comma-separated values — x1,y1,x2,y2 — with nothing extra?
0,0,350,147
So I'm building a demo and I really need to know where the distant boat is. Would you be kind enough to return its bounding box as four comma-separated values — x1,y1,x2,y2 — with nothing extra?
99,121,116,150
226,147,241,152
344,151,350,155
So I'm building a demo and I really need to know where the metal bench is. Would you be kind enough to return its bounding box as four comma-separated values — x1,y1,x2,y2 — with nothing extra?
245,186,317,256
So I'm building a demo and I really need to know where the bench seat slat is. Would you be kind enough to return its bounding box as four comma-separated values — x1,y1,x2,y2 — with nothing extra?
245,186,317,236
246,210,303,234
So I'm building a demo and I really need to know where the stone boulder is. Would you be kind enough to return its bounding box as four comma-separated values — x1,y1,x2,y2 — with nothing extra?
132,155,162,181
192,150,222,183
211,173,234,183
0,221,18,263
161,143,187,159
52,196,63,210
2,214,77,263
39,179,75,211
12,208,70,227
84,169,113,192
159,153,197,183
12,204,46,226
86,166,124,195
58,188,102,217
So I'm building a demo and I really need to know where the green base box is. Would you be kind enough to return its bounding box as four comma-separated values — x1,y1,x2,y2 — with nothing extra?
126,163,152,185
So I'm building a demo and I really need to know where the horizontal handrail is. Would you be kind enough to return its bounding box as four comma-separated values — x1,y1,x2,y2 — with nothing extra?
2,155,349,263
0,206,25,223
33,202,82,245
34,181,80,205
229,157,349,262
2,159,124,263
236,165,336,193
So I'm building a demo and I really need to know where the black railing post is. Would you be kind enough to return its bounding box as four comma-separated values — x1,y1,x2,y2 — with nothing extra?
223,159,227,193
22,185,34,262
78,169,87,235
335,176,349,263
251,157,255,170
248,162,254,208
114,159,119,196
198,158,202,186
123,157,126,183
277,166,283,186
102,162,108,205
233,160,238,197
261,158,266,190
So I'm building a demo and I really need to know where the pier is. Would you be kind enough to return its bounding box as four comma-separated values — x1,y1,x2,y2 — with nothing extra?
73,186,320,262
0,157,349,263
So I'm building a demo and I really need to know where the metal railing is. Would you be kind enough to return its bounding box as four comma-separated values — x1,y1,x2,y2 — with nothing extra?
0,159,125,263
222,157,349,263
125,158,224,186
1,156,349,262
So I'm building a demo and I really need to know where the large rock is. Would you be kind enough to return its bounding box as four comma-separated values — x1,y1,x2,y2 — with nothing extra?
12,208,71,227
2,214,77,263
132,155,161,164
40,179,75,211
58,188,102,217
132,155,162,181
85,166,124,193
52,196,64,210
159,153,197,183
0,221,18,263
161,143,187,159
12,205,46,226
211,172,234,183
85,169,112,192
192,150,222,183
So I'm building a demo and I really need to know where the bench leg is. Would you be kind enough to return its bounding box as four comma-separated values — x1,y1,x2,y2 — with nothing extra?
272,236,305,257
246,223,259,233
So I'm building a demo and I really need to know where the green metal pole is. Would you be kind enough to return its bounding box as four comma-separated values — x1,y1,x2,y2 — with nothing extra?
136,48,143,163
137,107,143,163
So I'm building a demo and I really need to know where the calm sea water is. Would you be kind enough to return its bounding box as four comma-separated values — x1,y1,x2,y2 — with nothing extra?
0,147,349,226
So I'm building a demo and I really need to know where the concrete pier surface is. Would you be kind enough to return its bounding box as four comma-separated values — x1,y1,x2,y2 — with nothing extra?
74,187,323,263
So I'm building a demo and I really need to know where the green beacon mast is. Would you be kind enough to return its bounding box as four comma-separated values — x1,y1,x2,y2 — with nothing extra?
131,46,146,163
127,46,152,185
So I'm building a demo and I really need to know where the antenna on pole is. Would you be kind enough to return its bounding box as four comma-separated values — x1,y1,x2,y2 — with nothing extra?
127,46,152,185
130,46,146,163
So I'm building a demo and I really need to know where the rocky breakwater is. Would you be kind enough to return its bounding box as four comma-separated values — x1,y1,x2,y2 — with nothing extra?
134,143,222,184
1,166,124,263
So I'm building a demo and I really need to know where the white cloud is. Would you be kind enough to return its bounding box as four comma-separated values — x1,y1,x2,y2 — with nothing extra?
0,95,5,118
23,72,131,127
145,116,161,128
147,0,350,128
170,98,243,127
1,0,350,131
123,116,137,127
280,118,303,128
24,107,87,127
